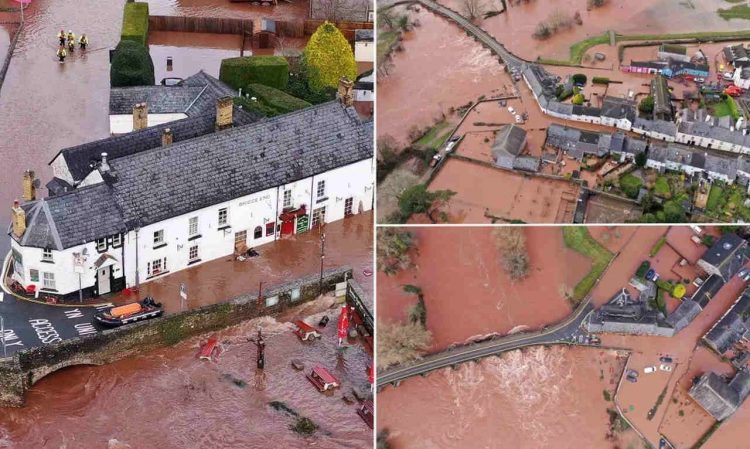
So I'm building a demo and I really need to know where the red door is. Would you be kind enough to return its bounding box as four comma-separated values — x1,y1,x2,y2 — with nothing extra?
281,220,294,236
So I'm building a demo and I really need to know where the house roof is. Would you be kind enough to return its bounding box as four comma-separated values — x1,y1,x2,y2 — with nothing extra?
109,71,238,116
52,106,259,184
704,288,750,354
18,102,372,249
690,372,740,421
354,29,373,41
492,125,527,158
665,298,703,332
601,96,636,122
701,233,748,279
691,274,725,308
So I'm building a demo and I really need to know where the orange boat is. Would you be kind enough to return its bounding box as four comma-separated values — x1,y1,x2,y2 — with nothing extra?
306,366,340,392
94,297,163,327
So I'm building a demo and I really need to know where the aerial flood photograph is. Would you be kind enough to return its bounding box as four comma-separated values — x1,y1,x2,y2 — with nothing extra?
376,225,750,449
0,0,374,447
377,0,750,224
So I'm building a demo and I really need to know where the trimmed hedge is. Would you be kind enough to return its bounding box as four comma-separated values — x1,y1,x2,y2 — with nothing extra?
245,83,311,114
110,40,155,87
121,1,149,47
592,76,610,85
220,56,289,90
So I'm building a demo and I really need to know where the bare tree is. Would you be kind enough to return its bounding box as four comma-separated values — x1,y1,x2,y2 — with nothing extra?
492,228,530,279
377,322,432,369
377,228,415,274
461,0,487,21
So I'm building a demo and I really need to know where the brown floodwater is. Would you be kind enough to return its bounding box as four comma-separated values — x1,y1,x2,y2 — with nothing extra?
377,345,642,449
377,227,584,351
0,307,373,448
437,0,750,62
377,8,505,147
146,0,309,22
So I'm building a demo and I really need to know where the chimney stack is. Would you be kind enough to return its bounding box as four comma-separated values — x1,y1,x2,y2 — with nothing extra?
162,128,173,146
216,96,233,131
100,152,110,173
133,102,148,131
337,76,354,107
22,170,35,202
11,200,26,238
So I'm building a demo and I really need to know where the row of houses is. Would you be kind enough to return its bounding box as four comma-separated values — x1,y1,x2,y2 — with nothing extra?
522,63,750,157
9,72,374,301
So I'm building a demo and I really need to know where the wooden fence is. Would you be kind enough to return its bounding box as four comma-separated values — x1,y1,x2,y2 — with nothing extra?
276,19,372,40
148,16,254,35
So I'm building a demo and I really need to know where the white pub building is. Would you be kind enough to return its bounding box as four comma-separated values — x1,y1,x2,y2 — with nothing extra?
8,73,373,301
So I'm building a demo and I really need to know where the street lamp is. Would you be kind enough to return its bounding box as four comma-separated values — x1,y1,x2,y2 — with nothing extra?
319,228,326,294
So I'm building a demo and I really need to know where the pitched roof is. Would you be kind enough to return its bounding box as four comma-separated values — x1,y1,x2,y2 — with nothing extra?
354,29,373,41
108,101,372,229
690,372,739,421
701,233,748,279
52,107,259,184
492,125,527,158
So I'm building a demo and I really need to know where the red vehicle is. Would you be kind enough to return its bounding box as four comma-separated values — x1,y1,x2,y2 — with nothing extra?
357,400,373,428
293,320,321,341
197,336,219,360
306,366,340,392
724,85,743,97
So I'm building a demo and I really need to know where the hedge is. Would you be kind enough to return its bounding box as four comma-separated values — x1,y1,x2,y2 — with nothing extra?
245,83,311,114
233,96,278,118
121,1,149,47
110,40,155,87
592,77,610,85
220,56,289,90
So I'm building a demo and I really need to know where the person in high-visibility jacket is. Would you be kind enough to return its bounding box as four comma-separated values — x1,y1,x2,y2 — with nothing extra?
79,34,88,50
56,45,67,63
57,29,66,46
66,31,75,45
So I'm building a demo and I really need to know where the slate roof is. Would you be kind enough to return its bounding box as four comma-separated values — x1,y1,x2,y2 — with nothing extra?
52,106,259,184
12,183,125,250
633,117,678,136
545,124,609,160
109,101,371,229
690,372,740,421
109,71,238,116
691,274,725,309
665,298,703,333
701,233,749,279
665,144,705,169
704,288,750,354
622,136,647,156
492,125,527,158
587,288,674,336
601,97,636,122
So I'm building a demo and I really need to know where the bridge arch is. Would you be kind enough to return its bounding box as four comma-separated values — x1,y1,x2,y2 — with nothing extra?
27,358,104,385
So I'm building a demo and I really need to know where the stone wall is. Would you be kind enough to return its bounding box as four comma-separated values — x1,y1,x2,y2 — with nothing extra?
0,266,352,407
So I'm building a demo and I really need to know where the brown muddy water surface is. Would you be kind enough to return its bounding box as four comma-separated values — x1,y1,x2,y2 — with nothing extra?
0,308,372,448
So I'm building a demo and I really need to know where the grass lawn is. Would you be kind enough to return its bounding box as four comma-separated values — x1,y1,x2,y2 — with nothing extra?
718,4,750,20
416,121,451,150
650,236,667,257
562,227,614,304
378,30,399,63
706,184,724,212
654,176,671,197
619,173,643,199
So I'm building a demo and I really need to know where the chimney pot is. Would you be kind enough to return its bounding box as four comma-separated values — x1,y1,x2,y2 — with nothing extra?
22,170,35,201
100,152,110,173
216,96,233,131
11,199,26,238
337,76,354,107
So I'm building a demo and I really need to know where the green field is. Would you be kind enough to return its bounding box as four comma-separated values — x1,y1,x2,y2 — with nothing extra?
378,31,400,63
654,176,671,197
563,227,615,304
706,185,724,212
416,121,452,150
718,4,750,20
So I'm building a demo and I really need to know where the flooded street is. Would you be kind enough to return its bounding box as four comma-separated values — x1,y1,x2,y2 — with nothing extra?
0,310,372,448
378,345,640,449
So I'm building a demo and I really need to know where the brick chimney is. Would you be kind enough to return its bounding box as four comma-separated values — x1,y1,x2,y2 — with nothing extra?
216,96,233,130
22,170,35,201
11,200,26,238
337,76,354,107
161,128,173,146
133,102,148,131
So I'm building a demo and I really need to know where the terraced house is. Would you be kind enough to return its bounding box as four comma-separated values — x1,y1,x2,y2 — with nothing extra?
8,85,374,301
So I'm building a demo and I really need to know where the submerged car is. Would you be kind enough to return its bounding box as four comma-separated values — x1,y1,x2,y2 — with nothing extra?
644,366,656,374
660,364,673,372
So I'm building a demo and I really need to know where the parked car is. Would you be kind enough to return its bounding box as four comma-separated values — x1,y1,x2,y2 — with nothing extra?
430,153,443,167
724,72,734,81
659,356,673,364
646,269,659,281
626,373,638,383
659,364,673,372
515,114,523,124
644,366,656,374
508,106,515,114
738,268,750,279
444,135,460,153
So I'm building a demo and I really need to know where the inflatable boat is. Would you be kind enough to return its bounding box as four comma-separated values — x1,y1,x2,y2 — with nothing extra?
94,297,163,327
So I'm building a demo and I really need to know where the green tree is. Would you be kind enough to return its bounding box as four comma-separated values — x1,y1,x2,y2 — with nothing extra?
635,151,647,167
403,285,427,327
110,40,154,87
572,93,585,105
303,22,357,92
397,184,456,223
639,95,655,114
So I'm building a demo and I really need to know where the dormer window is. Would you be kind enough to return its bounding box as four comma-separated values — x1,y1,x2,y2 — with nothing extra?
96,238,107,252
42,248,53,262
112,234,122,247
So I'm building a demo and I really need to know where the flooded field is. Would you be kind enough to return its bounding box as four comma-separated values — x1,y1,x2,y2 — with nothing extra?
377,227,584,351
149,31,243,81
377,345,641,449
437,0,750,61
428,158,580,223
377,8,505,147
0,308,372,448
146,0,309,22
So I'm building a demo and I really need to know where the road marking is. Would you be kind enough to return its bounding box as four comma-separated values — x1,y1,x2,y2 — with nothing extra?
95,303,113,310
28,318,62,344
0,292,3,302
74,322,97,337
1,329,24,347
64,308,84,319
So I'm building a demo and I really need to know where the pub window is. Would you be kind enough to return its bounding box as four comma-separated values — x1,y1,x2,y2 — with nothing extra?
254,226,263,239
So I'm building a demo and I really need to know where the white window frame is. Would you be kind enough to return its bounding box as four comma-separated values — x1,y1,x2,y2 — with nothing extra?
218,207,229,227
189,216,198,237
153,230,164,246
316,180,326,199
96,238,107,251
344,197,353,216
42,272,56,290
283,190,292,208
149,258,166,276
42,248,53,262
29,268,39,283
112,234,122,247
312,206,326,228
189,245,199,262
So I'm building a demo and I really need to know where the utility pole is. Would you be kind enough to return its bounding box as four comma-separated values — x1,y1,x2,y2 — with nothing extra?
319,228,326,295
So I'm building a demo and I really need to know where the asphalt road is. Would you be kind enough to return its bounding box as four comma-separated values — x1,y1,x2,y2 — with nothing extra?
377,300,594,387
0,255,109,357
